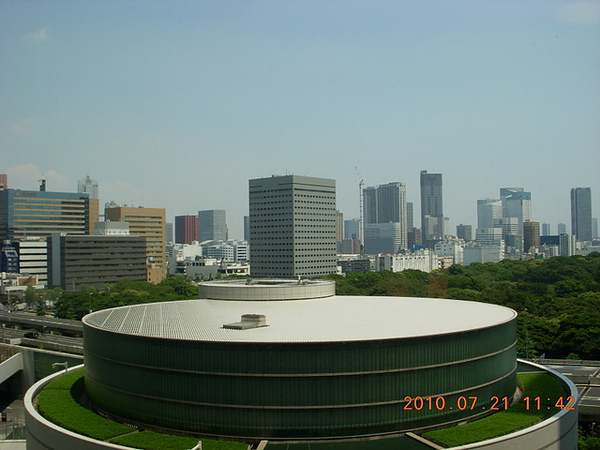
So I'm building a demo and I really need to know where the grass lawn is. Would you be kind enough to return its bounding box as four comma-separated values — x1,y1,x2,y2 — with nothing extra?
36,369,247,449
422,372,568,447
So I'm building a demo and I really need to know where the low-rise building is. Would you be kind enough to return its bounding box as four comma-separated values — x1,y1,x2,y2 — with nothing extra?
378,250,439,273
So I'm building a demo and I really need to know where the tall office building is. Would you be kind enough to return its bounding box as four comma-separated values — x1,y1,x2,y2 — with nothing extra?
456,224,472,241
362,182,407,253
420,170,444,242
523,220,540,254
175,215,199,244
105,206,166,283
198,210,228,242
249,175,336,278
0,189,99,242
477,199,502,230
500,188,531,229
78,175,99,199
557,223,567,234
0,174,7,190
570,187,592,242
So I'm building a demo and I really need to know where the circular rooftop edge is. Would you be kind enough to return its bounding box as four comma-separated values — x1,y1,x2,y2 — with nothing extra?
83,296,517,343
198,279,335,301
24,360,579,450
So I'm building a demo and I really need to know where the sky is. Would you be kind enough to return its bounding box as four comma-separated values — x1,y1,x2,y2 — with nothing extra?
1,0,599,239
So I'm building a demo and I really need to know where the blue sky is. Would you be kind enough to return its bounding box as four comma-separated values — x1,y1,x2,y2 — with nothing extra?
1,0,599,238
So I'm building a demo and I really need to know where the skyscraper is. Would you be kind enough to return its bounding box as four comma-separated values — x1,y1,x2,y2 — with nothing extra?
477,199,502,230
198,210,228,242
362,182,407,253
175,215,199,244
78,175,99,199
523,220,540,254
249,175,336,278
105,206,166,283
420,170,443,242
571,187,592,242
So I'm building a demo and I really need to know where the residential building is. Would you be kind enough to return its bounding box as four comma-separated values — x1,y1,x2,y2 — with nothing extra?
48,234,147,291
105,206,167,283
249,175,336,278
0,188,99,241
198,210,228,242
541,223,551,236
420,170,444,242
175,215,199,244
571,187,592,242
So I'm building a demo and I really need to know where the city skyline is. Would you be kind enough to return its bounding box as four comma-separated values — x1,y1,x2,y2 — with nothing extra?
2,1,599,238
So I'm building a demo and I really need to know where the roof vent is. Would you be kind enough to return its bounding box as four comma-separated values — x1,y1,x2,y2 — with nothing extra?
223,314,268,330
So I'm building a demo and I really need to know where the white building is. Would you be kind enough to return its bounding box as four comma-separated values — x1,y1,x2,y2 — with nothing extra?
434,240,464,265
95,221,130,236
463,244,504,265
378,250,439,273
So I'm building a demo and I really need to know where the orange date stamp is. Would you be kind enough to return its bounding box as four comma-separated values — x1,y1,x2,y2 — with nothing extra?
403,395,576,411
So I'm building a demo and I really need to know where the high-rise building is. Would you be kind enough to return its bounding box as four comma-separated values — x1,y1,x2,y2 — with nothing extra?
541,223,551,236
558,223,567,234
0,174,7,190
477,199,502,230
175,215,199,244
593,218,599,240
105,206,166,283
344,219,360,240
500,188,531,231
78,175,99,199
336,211,344,241
571,187,592,242
249,175,336,278
523,220,540,254
456,224,472,241
362,182,407,253
0,189,99,242
420,170,444,242
198,210,228,242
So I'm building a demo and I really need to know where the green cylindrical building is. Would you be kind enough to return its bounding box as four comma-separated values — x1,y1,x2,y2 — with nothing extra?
83,280,517,440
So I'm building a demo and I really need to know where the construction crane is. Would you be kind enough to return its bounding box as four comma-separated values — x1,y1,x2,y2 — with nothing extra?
355,167,365,247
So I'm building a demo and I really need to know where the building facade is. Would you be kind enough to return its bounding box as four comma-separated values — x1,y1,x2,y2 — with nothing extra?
198,210,227,242
249,175,337,278
175,215,199,244
104,206,166,283
571,187,592,242
523,220,540,254
0,189,99,242
420,170,444,243
48,234,147,291
362,182,407,253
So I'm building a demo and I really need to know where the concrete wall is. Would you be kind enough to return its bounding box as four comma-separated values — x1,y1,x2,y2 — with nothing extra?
199,280,335,301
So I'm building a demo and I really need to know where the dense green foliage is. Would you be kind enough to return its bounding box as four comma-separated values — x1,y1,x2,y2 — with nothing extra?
423,373,566,446
324,253,600,359
53,276,198,320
